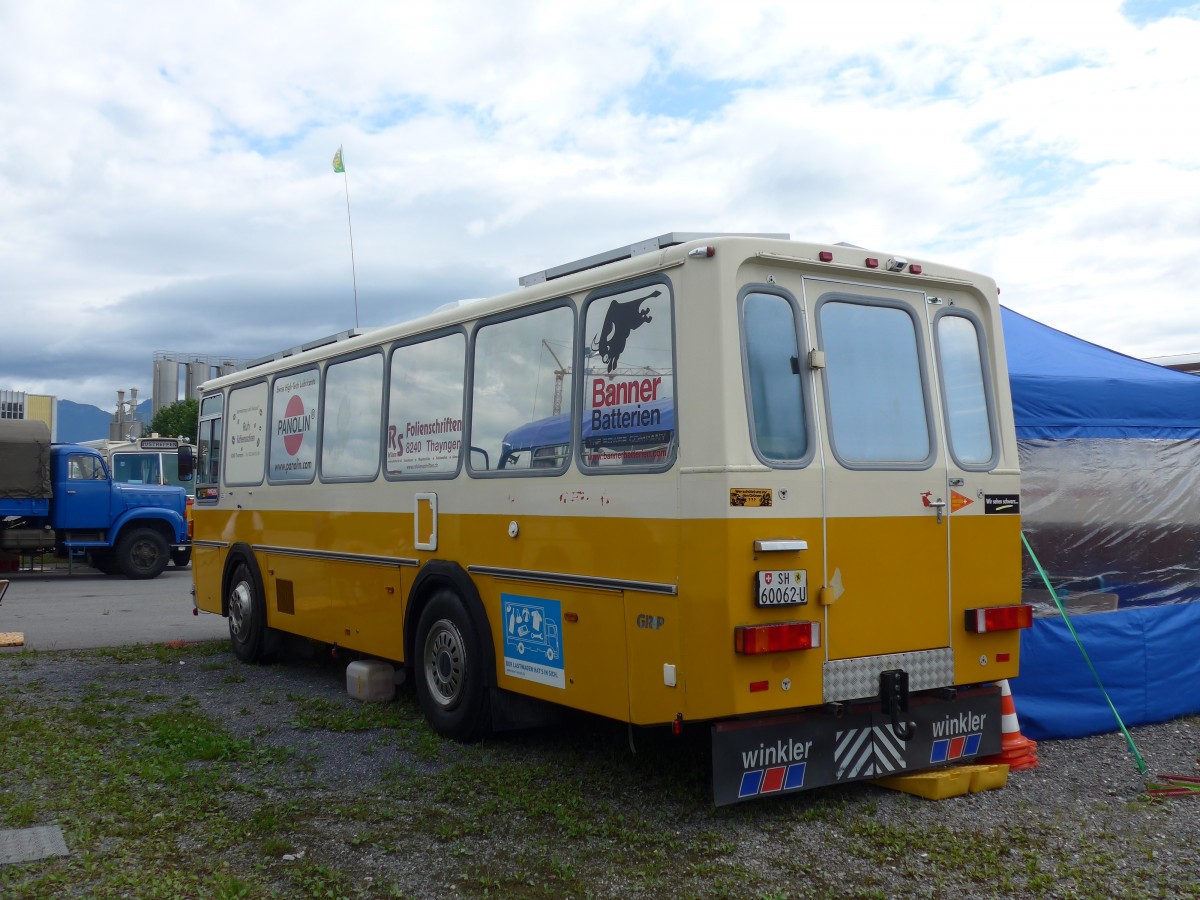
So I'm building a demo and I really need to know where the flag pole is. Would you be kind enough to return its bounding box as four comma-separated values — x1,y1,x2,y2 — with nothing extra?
333,145,360,329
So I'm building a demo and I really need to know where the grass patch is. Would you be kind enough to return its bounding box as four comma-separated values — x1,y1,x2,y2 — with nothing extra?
87,640,228,664
1,643,1196,898
290,695,411,732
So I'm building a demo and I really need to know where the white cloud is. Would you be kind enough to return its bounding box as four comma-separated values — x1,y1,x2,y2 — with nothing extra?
1,0,1198,411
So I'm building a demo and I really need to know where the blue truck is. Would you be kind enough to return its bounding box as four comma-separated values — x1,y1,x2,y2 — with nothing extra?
0,420,189,579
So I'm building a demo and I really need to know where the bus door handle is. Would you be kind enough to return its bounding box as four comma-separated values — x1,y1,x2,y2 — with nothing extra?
414,493,438,551
921,493,946,524
753,540,808,552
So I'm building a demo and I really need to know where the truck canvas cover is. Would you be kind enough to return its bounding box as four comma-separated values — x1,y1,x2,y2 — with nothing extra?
0,420,52,500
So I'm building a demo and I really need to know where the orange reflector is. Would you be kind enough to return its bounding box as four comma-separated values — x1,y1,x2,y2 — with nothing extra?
749,680,769,693
965,605,1033,633
734,621,821,654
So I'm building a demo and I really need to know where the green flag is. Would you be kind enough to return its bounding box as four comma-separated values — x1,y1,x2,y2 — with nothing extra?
332,145,345,174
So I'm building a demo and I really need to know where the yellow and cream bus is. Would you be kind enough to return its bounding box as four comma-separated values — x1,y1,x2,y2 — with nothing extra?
190,233,1029,804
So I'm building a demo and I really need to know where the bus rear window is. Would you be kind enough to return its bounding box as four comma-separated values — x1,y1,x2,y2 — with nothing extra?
741,291,809,464
936,312,997,469
820,300,933,467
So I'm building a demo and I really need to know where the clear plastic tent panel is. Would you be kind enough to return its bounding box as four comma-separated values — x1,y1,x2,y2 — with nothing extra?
1019,438,1200,608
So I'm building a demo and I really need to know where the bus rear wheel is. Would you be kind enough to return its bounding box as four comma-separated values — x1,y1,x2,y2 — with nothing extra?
415,590,490,742
228,561,273,663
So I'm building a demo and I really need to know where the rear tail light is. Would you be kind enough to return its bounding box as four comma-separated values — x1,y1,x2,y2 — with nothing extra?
735,621,821,654
965,605,1033,633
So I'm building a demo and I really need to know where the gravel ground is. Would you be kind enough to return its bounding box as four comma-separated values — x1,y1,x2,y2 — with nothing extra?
3,642,1199,898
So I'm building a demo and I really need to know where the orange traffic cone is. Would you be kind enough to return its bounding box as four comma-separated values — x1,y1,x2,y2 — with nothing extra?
980,679,1039,771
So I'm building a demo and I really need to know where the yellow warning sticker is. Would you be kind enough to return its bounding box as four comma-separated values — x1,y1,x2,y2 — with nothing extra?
730,488,773,508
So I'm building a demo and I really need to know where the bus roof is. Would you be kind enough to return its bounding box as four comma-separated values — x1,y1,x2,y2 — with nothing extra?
195,233,995,398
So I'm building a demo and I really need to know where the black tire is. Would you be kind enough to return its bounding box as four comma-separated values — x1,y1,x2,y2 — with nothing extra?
227,560,272,664
414,589,491,742
171,548,192,568
88,551,120,575
116,528,170,580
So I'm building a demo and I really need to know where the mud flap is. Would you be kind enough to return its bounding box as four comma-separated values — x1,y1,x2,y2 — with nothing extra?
711,684,1001,805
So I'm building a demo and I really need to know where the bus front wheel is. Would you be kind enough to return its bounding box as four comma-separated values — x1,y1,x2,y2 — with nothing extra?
228,561,272,664
415,590,490,742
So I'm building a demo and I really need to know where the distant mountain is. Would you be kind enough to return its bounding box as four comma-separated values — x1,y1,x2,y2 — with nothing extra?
57,398,152,444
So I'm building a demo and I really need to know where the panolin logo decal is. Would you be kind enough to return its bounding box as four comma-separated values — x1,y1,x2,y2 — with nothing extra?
950,490,974,513
270,370,318,481
279,394,313,456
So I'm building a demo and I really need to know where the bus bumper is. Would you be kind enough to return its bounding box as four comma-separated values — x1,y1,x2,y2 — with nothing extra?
711,683,1002,805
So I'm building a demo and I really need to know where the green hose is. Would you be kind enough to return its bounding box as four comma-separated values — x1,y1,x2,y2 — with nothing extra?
1021,531,1147,774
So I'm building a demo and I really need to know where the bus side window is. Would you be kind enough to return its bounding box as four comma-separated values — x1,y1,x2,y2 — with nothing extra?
321,353,384,481
197,393,224,489
225,382,267,487
580,282,675,470
386,332,466,478
471,305,574,475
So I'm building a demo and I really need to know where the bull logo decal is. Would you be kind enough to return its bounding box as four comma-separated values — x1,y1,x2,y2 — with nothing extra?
594,289,660,372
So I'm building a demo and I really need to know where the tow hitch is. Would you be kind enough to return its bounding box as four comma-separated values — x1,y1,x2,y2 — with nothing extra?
880,669,916,740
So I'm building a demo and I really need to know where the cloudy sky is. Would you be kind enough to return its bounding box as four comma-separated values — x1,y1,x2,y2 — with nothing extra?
2,0,1198,411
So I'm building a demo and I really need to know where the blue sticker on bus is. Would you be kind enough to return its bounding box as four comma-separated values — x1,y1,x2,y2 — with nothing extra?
502,593,565,689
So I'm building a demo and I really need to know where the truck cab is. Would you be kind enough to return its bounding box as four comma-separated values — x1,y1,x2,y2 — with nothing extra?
0,421,190,579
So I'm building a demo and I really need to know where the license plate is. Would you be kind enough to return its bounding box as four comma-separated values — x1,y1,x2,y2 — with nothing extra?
756,570,807,607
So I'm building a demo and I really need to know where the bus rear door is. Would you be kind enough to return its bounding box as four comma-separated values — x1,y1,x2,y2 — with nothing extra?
808,281,951,677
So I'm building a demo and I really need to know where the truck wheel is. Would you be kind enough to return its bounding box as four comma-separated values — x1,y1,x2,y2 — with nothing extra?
88,551,119,575
414,589,490,742
116,528,170,580
171,548,192,568
227,561,272,664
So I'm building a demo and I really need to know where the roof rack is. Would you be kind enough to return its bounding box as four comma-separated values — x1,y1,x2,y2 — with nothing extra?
245,328,366,370
518,232,790,287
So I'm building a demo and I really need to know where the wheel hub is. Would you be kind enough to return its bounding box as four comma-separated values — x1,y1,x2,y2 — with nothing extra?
425,620,464,708
229,582,252,640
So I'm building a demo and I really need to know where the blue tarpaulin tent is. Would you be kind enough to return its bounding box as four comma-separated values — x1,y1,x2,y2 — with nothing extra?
1004,307,1200,440
1002,307,1200,738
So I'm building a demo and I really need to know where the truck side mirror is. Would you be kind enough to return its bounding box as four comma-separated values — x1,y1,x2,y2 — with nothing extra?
178,445,195,482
